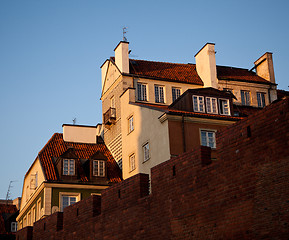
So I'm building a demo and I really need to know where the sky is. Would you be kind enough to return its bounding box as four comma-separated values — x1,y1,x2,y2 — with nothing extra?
0,0,288,199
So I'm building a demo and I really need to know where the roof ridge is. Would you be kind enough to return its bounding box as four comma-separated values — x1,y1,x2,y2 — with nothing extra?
129,58,196,66
38,133,63,157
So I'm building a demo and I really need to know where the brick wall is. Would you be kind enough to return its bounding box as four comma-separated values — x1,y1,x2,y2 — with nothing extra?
16,97,289,239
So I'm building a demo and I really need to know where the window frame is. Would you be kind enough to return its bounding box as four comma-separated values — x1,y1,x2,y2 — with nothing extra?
172,87,181,102
193,95,205,113
92,160,105,177
206,97,218,114
63,159,75,176
200,129,216,149
137,82,147,101
154,85,165,103
257,92,266,108
11,222,17,232
143,142,150,162
241,90,251,106
59,192,80,212
128,115,134,133
129,154,136,172
219,98,230,115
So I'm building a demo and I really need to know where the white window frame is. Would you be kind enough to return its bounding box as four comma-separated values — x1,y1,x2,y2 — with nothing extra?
241,90,251,106
63,159,75,175
154,85,165,103
200,129,216,149
93,160,105,177
206,97,218,114
172,87,181,102
143,142,150,162
137,82,147,101
59,192,80,212
193,95,205,112
11,222,17,232
128,115,134,133
219,98,230,115
257,92,266,108
129,154,136,172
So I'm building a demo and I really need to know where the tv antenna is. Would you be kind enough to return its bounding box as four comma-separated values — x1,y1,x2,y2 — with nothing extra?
72,118,77,125
6,180,16,201
123,27,128,42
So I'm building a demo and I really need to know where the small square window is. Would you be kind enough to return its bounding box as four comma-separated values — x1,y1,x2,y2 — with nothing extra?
219,99,230,115
193,96,205,112
93,160,105,177
143,143,150,162
201,130,216,148
129,154,136,172
63,159,75,175
155,85,165,103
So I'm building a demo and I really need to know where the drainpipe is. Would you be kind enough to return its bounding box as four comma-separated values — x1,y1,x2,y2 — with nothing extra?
182,115,186,153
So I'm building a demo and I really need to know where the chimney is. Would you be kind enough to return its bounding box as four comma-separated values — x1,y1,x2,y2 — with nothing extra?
195,43,218,88
114,41,129,74
254,52,275,84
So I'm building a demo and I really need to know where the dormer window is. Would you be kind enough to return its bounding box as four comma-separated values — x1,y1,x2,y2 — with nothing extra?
93,160,105,177
219,99,230,115
206,97,218,114
63,159,75,175
193,96,205,112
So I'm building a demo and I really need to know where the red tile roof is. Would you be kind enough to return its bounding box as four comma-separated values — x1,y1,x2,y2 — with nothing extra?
37,133,122,183
127,58,203,85
111,58,271,85
217,65,271,84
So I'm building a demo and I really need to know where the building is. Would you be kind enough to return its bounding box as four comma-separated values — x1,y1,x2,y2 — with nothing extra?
16,124,122,230
101,41,277,178
0,202,19,239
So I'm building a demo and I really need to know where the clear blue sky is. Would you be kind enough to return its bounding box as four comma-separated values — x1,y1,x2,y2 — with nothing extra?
1,0,288,199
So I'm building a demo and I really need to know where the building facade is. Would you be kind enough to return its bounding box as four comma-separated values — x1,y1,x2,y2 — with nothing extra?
17,124,122,229
101,41,278,178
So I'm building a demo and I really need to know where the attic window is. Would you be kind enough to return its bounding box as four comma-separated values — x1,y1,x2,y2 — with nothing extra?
63,159,75,175
93,160,105,177
193,95,205,112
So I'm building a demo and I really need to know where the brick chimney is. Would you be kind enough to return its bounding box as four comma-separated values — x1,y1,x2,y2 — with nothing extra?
254,52,275,84
195,43,217,88
114,41,129,74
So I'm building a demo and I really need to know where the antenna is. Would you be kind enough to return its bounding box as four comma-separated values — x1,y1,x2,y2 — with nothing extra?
123,27,128,42
6,181,16,201
72,118,76,125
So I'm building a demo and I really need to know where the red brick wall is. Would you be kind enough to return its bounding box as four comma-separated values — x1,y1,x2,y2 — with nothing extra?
16,98,289,239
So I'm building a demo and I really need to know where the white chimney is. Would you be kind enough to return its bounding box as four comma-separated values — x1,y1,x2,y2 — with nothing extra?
195,43,217,88
254,52,275,84
63,124,99,144
114,41,129,74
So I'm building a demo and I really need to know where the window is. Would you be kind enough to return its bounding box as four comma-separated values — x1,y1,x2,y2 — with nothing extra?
11,222,17,232
155,85,164,103
172,87,181,102
63,159,75,175
110,96,115,108
201,130,216,148
93,160,105,177
257,92,266,108
128,115,134,133
129,154,136,172
206,97,218,114
137,83,147,101
241,90,250,106
117,159,122,170
60,193,80,211
143,143,150,162
219,99,230,115
193,96,205,112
